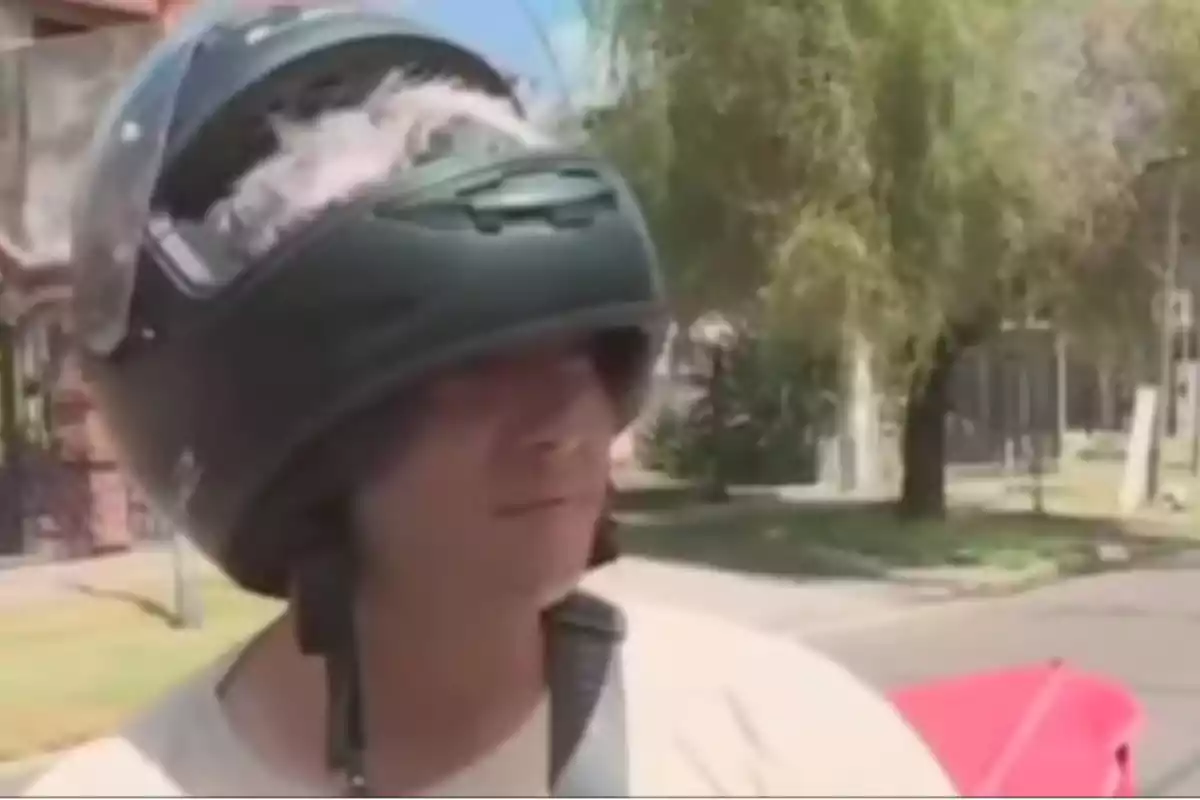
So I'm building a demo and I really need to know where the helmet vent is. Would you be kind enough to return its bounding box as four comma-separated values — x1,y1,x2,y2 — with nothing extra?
263,73,356,119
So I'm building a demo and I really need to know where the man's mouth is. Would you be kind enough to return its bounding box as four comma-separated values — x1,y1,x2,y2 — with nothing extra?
493,496,570,517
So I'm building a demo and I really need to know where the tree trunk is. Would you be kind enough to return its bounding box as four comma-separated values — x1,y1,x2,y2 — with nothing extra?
897,340,957,519
838,330,880,493
1098,363,1116,431
0,325,24,554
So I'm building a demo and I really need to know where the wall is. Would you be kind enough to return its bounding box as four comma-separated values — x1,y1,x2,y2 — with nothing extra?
0,4,164,558
22,20,161,261
0,3,31,248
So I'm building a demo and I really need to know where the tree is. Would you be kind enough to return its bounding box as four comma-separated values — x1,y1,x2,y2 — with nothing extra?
0,324,21,554
589,0,876,335
589,0,1173,517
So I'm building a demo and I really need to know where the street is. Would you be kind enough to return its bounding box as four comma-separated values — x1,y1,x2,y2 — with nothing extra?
809,551,1200,797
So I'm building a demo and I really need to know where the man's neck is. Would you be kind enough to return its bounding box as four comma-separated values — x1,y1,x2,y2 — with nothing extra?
357,592,546,744
222,592,548,794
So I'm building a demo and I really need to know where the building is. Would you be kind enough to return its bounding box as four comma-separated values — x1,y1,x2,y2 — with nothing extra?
0,1,189,556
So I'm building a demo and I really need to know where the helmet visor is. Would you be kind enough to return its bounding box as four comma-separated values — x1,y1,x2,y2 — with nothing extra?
61,0,608,354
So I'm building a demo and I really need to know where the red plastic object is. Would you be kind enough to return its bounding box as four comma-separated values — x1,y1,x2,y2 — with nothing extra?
889,661,1144,797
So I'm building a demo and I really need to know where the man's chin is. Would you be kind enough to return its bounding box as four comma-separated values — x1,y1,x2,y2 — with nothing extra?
481,507,603,606
477,555,590,613
537,576,587,610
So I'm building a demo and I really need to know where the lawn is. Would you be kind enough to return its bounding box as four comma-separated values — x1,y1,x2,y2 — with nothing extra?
0,580,280,763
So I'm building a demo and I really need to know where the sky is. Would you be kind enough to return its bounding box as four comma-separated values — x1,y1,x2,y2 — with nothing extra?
401,1,579,83
397,0,601,107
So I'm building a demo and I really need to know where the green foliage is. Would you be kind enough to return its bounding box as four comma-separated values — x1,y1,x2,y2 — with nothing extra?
644,336,838,485
1127,0,1200,155
586,0,1200,513
590,0,878,326
588,0,1184,363
1045,0,1200,378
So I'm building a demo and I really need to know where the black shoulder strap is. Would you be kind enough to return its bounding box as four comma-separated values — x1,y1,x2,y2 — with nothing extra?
545,591,629,797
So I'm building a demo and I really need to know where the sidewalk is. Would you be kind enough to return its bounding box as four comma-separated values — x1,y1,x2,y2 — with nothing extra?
586,556,942,637
0,540,939,638
0,544,220,610
1,468,1121,636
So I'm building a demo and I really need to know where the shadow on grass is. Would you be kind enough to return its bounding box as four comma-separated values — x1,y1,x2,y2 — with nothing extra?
615,498,1195,584
67,582,178,628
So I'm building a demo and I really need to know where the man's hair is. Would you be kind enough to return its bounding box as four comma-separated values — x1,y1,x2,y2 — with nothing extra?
206,72,551,257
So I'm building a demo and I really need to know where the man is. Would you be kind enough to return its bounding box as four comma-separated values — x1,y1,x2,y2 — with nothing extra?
27,3,956,796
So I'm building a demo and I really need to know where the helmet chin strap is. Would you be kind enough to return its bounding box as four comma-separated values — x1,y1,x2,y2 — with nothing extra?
587,480,621,569
290,545,369,796
287,501,620,797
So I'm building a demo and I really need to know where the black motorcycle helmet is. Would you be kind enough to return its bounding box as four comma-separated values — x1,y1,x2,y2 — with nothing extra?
69,3,666,791
70,1,667,596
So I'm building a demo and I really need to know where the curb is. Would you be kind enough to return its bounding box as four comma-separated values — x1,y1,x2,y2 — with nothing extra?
800,536,1200,603
802,546,1200,643
895,562,1063,601
891,542,1199,602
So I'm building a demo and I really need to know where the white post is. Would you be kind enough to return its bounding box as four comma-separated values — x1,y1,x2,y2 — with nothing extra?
1056,334,1068,455
170,522,205,630
849,331,880,491
1150,164,1183,500
1122,385,1160,514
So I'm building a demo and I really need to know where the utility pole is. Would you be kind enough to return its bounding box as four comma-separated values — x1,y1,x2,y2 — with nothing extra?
1191,321,1200,475
1149,160,1184,501
169,517,205,630
1056,334,1068,459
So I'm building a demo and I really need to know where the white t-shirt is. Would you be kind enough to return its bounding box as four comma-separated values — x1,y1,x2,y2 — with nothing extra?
24,598,956,797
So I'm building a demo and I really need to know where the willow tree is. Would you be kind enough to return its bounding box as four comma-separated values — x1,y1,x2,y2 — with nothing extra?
588,0,875,341
589,0,1160,517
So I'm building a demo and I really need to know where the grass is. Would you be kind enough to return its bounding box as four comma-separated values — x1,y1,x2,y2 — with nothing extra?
0,579,280,763
616,500,1192,581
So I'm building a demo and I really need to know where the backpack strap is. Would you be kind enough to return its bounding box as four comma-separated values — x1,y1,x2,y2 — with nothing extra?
545,590,630,797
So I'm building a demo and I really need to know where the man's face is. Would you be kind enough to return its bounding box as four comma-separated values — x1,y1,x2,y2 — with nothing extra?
352,337,618,610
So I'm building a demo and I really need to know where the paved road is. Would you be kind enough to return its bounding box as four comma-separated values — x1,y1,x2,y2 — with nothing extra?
809,551,1200,797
